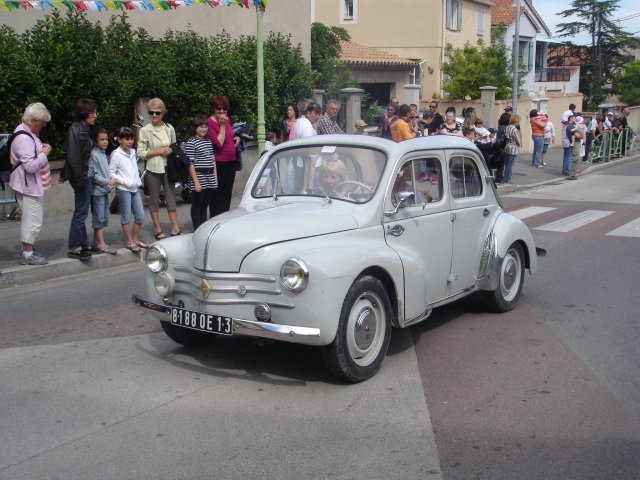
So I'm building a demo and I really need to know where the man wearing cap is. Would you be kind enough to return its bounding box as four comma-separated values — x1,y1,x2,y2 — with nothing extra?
604,111,615,130
354,119,367,135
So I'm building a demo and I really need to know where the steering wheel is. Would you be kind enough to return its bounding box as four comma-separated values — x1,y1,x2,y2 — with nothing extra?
333,180,374,195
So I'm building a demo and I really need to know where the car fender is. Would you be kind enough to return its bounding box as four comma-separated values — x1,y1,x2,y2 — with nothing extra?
475,212,537,292
241,226,405,334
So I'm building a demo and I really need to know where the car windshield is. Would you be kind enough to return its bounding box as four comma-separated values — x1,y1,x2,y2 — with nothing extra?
252,145,387,203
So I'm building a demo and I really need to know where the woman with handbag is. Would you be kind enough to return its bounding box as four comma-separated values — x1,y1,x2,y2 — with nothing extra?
208,95,240,217
137,97,182,239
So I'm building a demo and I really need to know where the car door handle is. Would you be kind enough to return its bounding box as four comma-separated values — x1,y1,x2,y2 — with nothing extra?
387,224,405,237
483,208,491,217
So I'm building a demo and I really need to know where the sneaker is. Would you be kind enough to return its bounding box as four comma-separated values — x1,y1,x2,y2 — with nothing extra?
81,247,98,256
567,175,578,180
19,252,48,266
68,249,92,261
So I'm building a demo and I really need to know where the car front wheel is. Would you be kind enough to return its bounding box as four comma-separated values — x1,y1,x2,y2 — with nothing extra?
322,276,392,383
160,321,215,347
484,242,525,312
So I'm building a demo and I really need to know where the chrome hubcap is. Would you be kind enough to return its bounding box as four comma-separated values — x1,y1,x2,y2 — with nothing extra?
354,307,377,350
347,292,386,367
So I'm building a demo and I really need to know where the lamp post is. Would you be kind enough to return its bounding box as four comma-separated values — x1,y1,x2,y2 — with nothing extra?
256,4,266,153
511,0,521,113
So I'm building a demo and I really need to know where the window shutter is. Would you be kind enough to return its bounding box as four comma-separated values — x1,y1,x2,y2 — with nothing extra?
456,0,462,31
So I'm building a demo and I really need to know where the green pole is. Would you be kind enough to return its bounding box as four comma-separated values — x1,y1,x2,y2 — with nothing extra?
256,5,266,154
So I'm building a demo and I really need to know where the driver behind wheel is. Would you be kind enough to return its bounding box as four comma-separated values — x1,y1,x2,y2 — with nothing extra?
319,158,347,197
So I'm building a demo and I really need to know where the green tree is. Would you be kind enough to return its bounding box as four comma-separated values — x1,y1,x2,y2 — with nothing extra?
555,0,638,109
442,31,516,100
310,22,352,92
615,60,640,106
0,12,313,157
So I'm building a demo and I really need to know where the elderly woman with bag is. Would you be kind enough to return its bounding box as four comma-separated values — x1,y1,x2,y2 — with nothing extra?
9,102,53,265
137,97,182,239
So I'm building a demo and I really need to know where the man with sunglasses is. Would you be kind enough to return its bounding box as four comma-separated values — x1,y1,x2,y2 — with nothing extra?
426,101,444,136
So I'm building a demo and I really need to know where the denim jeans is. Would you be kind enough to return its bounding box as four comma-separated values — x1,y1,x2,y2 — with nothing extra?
68,176,92,251
117,188,145,225
531,135,544,166
503,154,517,182
562,147,572,174
91,193,110,229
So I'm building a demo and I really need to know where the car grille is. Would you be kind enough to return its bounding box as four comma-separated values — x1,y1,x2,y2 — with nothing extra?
171,265,295,309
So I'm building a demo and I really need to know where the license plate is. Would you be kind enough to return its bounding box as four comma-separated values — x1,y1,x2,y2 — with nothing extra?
170,306,233,336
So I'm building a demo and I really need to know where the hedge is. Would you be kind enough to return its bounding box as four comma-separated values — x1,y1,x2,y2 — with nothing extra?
0,10,314,159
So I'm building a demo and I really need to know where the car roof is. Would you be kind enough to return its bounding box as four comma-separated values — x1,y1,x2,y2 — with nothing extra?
271,134,482,158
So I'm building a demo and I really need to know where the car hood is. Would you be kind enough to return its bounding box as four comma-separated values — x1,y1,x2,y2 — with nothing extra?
192,201,359,271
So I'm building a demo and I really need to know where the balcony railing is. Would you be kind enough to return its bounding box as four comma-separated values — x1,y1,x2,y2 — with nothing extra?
535,68,571,82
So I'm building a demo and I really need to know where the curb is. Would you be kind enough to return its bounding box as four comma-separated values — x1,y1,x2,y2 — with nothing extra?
496,154,640,194
0,248,144,290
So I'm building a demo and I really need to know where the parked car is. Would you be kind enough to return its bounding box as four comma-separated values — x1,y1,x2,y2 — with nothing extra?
133,135,541,382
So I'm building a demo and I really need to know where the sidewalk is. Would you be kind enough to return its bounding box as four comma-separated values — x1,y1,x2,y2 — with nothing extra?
1,146,638,289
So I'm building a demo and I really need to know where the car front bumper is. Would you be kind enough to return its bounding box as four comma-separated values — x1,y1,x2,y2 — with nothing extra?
132,294,323,346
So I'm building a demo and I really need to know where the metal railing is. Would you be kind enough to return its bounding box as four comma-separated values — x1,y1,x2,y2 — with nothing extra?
587,128,637,163
534,68,571,82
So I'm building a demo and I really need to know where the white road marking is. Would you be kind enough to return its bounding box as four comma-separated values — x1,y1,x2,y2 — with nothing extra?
606,217,640,237
535,210,615,232
509,206,557,219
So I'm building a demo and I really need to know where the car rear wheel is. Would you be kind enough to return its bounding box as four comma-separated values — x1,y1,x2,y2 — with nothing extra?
160,321,215,347
484,242,525,312
322,276,392,383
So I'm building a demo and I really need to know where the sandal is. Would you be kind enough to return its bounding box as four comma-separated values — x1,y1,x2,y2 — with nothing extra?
154,232,167,240
126,244,141,254
171,230,182,237
97,244,117,255
135,241,150,249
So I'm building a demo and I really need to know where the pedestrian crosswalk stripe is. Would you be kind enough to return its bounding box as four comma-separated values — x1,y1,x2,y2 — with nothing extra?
606,218,640,238
535,210,615,232
509,206,557,219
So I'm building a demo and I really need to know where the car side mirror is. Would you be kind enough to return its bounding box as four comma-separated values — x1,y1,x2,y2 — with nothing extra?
384,191,415,216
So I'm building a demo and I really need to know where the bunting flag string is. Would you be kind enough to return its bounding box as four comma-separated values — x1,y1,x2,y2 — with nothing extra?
0,0,267,12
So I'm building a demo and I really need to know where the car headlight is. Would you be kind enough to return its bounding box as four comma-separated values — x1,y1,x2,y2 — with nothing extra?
146,245,167,273
153,272,174,297
280,257,309,292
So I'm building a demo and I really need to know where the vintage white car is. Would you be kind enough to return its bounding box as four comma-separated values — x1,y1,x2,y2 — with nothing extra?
133,135,540,382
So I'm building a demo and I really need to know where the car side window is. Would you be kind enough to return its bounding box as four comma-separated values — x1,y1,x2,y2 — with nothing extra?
415,158,443,203
449,155,482,199
392,158,442,205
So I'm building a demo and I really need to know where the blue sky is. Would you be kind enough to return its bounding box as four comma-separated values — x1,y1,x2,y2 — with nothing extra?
533,0,640,44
